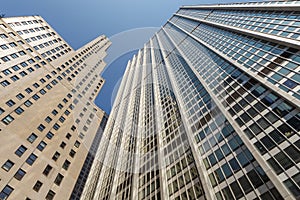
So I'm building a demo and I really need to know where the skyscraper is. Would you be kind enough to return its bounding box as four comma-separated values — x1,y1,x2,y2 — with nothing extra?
83,1,300,200
0,16,111,199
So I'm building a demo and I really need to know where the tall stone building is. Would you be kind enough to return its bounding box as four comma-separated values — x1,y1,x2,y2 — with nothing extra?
0,16,110,200
82,1,300,200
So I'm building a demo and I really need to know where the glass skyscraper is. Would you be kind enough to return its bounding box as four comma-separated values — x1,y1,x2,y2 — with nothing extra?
82,1,300,200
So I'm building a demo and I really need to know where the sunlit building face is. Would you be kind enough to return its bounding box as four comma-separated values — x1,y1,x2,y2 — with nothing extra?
82,1,300,200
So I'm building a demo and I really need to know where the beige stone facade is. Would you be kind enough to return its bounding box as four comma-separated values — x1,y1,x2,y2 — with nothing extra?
0,16,110,200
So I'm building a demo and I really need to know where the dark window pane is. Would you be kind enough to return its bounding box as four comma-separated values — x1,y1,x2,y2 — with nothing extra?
222,163,232,178
215,168,224,183
267,157,283,174
256,166,269,182
222,186,234,200
269,130,285,144
270,187,284,200
274,152,294,170
254,141,267,154
230,181,243,199
247,170,263,188
229,158,240,172
284,179,300,197
208,154,217,166
284,146,300,163
261,136,275,150
237,152,249,167
287,116,300,132
238,176,252,194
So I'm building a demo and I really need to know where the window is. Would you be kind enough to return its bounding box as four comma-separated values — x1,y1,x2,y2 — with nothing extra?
25,88,32,94
284,146,300,163
46,190,56,200
27,133,37,143
27,58,34,63
215,168,225,183
33,83,39,88
52,152,60,161
229,158,240,172
0,185,14,200
66,133,71,139
9,42,16,47
238,176,252,194
46,74,51,79
247,170,263,188
222,186,234,199
6,100,15,107
1,80,10,87
37,141,47,151
284,177,300,197
15,145,27,157
230,181,243,199
0,33,8,38
11,66,20,72
74,140,80,148
1,56,10,62
53,123,60,130
37,124,45,132
19,71,27,78
209,173,217,187
16,93,25,100
0,108,4,115
46,132,54,139
2,69,12,75
274,152,294,170
40,78,46,83
32,94,40,101
60,142,66,149
40,89,46,95
43,165,53,176
27,63,36,70
59,116,65,123
2,160,14,171
54,173,64,186
24,100,33,107
69,149,76,158
33,181,43,192
71,125,76,131
222,163,232,178
52,109,58,115
62,160,70,170
26,153,37,165
34,64,41,69
15,107,24,115
45,116,52,123
14,168,26,180
10,53,19,59
2,115,14,125
46,84,52,90
0,44,9,50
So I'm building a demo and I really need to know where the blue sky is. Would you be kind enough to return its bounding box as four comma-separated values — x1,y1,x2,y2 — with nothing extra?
2,0,246,113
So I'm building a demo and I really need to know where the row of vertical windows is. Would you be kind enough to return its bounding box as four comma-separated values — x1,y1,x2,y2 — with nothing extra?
1,73,58,125
178,9,300,40
8,19,43,27
1,50,27,63
170,19,300,100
